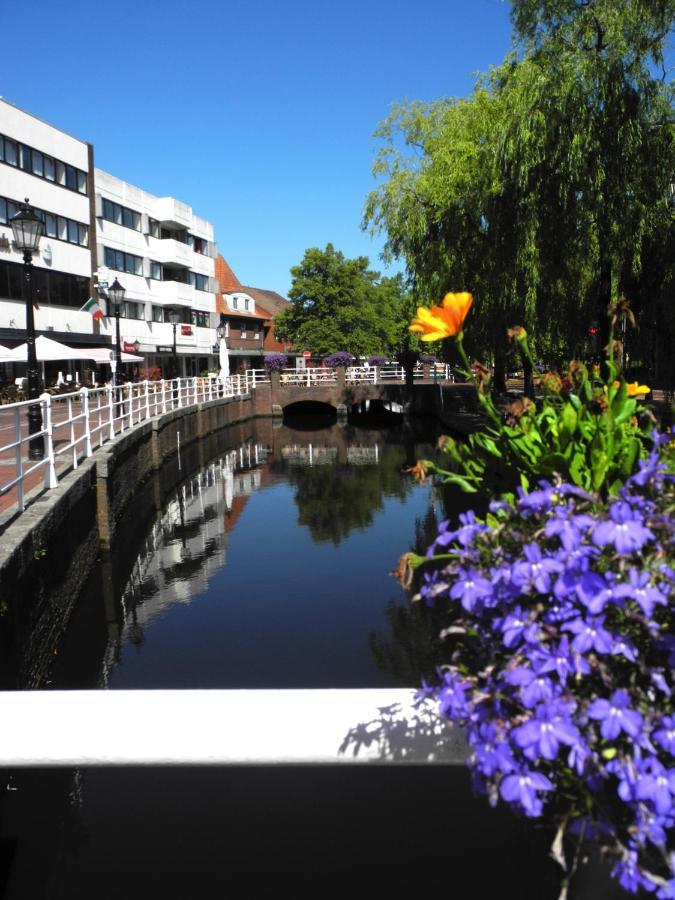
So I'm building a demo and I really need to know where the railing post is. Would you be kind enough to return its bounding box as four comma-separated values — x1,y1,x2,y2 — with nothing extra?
14,405,24,511
160,379,167,414
208,376,213,402
307,368,311,388
144,380,150,421
193,377,198,406
127,383,133,429
107,384,115,439
42,393,58,489
68,396,77,469
81,387,92,458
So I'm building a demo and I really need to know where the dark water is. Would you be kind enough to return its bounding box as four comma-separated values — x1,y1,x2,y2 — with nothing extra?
0,416,621,899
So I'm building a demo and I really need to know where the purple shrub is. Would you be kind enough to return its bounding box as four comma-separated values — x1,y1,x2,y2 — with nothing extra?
367,355,388,367
324,352,355,369
263,354,287,372
413,433,675,895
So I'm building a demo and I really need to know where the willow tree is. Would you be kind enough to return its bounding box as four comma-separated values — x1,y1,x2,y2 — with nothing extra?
364,0,674,386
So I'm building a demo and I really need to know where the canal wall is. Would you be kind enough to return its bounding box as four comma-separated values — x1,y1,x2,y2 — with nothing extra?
0,393,257,688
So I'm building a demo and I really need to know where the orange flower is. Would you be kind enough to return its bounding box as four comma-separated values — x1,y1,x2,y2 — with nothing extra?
409,292,473,341
626,382,650,397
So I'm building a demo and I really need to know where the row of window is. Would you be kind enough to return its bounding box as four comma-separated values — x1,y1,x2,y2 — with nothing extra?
219,321,262,339
111,303,215,327
0,260,89,308
104,247,143,276
104,247,211,290
102,199,141,232
0,133,87,194
0,196,88,248
109,213,209,254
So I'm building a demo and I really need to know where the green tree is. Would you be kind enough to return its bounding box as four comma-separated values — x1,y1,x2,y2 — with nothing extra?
364,0,675,386
275,244,409,358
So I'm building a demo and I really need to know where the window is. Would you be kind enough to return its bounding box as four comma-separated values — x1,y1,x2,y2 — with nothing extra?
152,305,165,323
241,323,247,339
0,133,87,193
19,144,31,171
123,301,143,320
31,150,43,177
193,273,208,292
150,261,162,280
4,139,17,166
191,310,209,328
148,218,159,238
244,298,250,310
104,246,143,275
193,237,206,254
232,297,238,309
65,165,77,190
102,199,141,231
0,260,88,307
0,195,87,247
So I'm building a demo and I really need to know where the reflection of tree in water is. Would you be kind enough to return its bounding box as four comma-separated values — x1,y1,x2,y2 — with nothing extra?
288,444,413,545
369,480,482,687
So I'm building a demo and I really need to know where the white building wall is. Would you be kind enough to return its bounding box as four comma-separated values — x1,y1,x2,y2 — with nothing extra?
94,169,218,371
0,99,94,337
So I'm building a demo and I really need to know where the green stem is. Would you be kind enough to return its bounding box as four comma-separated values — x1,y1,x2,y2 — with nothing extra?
455,333,502,425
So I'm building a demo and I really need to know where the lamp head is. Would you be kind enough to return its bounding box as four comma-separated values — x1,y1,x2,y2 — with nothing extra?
9,199,45,253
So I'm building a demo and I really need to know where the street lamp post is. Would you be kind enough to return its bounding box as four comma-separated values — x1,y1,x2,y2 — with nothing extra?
9,199,45,460
169,309,180,380
108,278,125,387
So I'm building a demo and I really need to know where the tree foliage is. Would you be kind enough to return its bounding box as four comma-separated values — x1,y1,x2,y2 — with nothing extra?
275,244,410,358
364,0,675,385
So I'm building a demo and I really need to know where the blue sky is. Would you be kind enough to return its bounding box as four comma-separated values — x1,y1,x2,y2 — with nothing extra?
2,0,513,296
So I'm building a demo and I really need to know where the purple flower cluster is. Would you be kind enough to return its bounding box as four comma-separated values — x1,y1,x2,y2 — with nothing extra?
324,352,355,369
417,435,675,895
263,354,287,372
367,355,389,367
419,354,437,364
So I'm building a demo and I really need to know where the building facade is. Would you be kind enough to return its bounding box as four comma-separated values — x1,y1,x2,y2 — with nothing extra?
0,98,107,383
214,254,294,371
94,170,218,378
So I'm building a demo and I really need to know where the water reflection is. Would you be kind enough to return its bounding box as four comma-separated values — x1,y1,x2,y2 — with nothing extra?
50,419,444,691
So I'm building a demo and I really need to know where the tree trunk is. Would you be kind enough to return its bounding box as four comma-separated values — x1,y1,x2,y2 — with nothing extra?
493,339,507,393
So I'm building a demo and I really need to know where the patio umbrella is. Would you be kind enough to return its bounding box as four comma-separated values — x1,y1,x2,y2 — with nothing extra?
86,347,144,364
8,336,98,361
218,336,230,379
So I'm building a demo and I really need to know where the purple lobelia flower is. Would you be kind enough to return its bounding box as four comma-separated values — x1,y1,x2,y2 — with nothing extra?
449,567,494,612
592,501,654,554
500,768,554,817
512,543,564,594
634,758,675,816
503,667,556,708
613,568,668,618
562,615,614,655
653,716,675,756
468,722,516,776
587,690,643,740
511,700,582,761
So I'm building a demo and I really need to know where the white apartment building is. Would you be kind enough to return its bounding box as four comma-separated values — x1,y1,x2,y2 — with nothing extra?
94,169,218,377
0,98,105,376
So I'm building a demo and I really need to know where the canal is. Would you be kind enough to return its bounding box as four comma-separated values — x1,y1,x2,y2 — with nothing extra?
0,415,617,898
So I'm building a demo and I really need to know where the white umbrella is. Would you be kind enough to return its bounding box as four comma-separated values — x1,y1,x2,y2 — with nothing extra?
86,347,144,364
8,336,97,362
218,337,230,379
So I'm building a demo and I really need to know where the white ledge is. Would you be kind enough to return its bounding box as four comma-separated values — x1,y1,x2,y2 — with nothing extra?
0,689,467,767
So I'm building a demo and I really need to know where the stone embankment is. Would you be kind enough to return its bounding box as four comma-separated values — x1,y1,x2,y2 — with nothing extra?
0,393,257,688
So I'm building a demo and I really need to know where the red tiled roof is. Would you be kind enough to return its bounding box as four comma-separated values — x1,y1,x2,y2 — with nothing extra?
215,254,244,293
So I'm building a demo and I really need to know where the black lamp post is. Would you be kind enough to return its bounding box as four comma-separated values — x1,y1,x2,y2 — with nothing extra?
108,278,125,386
169,309,180,379
9,199,45,460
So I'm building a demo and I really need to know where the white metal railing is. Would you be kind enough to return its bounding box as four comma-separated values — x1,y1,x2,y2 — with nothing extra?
249,364,454,385
0,375,248,519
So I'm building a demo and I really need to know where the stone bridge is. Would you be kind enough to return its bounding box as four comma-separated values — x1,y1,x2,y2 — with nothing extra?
251,370,482,431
